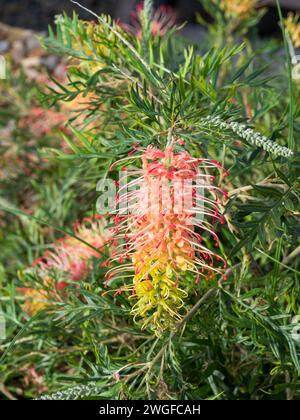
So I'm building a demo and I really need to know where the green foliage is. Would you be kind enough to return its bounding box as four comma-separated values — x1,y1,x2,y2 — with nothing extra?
0,1,299,400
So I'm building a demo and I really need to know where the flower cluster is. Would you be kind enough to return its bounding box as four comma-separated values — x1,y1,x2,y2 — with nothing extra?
79,21,110,74
107,144,228,333
201,116,294,158
37,383,100,400
219,0,258,18
20,216,110,315
55,15,114,75
285,13,300,49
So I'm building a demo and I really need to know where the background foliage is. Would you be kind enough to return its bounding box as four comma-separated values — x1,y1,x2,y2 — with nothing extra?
0,0,299,400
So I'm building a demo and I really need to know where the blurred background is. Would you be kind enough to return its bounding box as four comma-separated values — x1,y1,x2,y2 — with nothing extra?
0,0,300,66
0,1,300,36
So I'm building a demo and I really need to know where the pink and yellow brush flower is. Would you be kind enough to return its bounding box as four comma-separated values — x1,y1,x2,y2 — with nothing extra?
123,2,176,39
107,143,228,333
19,216,110,316
19,107,66,138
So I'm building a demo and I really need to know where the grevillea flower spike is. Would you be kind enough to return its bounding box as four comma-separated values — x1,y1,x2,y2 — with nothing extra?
106,142,228,334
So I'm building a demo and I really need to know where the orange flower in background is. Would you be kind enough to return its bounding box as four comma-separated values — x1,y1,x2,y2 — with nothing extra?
19,287,52,316
107,143,228,332
20,216,110,315
59,91,101,131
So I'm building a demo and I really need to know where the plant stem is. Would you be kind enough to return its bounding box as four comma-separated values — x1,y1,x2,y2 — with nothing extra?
276,0,295,151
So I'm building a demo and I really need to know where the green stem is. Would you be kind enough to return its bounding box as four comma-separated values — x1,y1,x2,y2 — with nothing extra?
276,0,295,151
